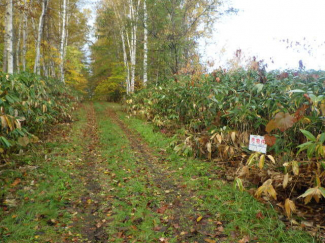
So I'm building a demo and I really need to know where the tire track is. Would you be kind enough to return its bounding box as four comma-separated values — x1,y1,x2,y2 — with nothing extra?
106,107,222,242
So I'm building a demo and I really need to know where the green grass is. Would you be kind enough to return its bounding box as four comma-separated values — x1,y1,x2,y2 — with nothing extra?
93,102,165,242
0,109,87,242
114,103,316,243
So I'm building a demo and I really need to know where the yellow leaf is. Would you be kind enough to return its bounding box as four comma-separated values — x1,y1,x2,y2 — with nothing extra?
247,152,259,166
14,120,21,129
267,185,277,200
298,187,325,204
6,116,14,131
305,195,313,204
255,185,265,198
255,179,276,199
206,142,212,160
0,115,8,128
284,198,296,218
259,154,265,169
292,161,299,175
231,131,236,143
316,174,321,187
267,155,276,164
313,194,320,203
196,216,203,222
283,173,289,189
204,239,216,243
216,134,222,144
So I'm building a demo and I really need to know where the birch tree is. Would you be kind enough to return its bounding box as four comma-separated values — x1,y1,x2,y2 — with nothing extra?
59,0,67,83
110,0,141,93
3,0,14,74
21,0,28,71
143,0,148,85
128,0,141,92
34,0,50,75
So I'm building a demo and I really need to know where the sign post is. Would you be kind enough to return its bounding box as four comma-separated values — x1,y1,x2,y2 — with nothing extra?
249,135,267,154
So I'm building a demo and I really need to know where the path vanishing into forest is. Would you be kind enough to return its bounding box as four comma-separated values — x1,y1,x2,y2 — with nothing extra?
0,102,316,243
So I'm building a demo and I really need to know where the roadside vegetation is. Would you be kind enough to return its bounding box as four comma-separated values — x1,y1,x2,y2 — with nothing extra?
127,67,325,238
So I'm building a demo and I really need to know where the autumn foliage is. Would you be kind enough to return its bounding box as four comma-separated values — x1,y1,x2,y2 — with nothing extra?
0,72,78,156
128,68,325,218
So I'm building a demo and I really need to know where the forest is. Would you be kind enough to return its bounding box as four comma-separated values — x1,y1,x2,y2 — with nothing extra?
0,0,324,242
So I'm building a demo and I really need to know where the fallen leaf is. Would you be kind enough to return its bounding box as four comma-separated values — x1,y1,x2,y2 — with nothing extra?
283,173,289,189
196,216,203,222
157,205,168,214
11,178,21,187
238,235,250,243
204,239,216,243
217,226,224,232
256,211,264,219
301,220,313,227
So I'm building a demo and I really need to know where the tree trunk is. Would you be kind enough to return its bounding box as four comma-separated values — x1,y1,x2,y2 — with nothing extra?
121,28,130,94
22,0,27,72
59,0,67,83
34,0,50,75
143,0,148,86
129,0,140,93
3,8,8,73
5,0,14,74
16,22,22,72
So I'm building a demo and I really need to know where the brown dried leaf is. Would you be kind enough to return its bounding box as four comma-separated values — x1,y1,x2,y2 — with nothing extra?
274,112,295,132
11,178,21,187
294,104,309,122
204,239,216,243
238,166,249,178
238,235,250,243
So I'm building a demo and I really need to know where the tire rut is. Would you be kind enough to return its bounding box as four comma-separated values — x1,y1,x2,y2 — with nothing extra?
106,107,221,242
73,103,109,243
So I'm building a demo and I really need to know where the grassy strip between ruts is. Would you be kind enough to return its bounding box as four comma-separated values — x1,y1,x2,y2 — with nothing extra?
94,102,167,241
0,107,88,242
108,102,316,243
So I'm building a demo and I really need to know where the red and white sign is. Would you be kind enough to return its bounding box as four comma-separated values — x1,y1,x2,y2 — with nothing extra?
249,135,267,153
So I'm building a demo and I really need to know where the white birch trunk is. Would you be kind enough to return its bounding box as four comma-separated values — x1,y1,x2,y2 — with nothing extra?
59,0,67,83
143,0,148,85
129,0,141,93
3,2,8,73
22,0,27,71
16,22,22,72
112,2,131,94
121,29,131,94
6,0,14,74
34,0,49,75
